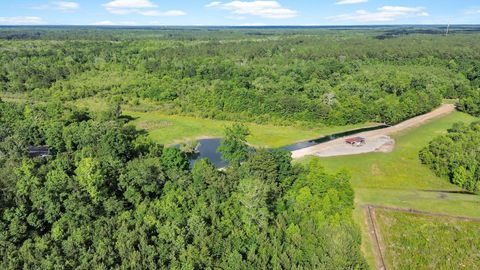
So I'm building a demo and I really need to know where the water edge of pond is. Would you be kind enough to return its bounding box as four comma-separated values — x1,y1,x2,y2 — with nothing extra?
175,124,389,168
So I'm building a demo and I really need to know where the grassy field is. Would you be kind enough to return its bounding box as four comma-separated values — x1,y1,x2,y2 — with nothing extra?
317,111,480,214
298,111,480,268
375,208,480,269
126,110,376,148
74,97,378,148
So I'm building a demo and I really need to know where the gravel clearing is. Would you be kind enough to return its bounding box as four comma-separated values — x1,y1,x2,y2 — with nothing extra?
315,135,394,157
292,104,455,159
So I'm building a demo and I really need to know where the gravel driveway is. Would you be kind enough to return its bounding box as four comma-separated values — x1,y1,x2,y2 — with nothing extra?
291,104,455,159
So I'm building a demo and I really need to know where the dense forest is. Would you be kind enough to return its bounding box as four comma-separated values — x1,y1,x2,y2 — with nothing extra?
420,121,480,193
1,27,479,126
1,26,480,269
0,99,366,269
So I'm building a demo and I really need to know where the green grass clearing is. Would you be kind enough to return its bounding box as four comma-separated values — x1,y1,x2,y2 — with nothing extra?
74,97,379,148
126,110,376,148
302,111,480,213
297,111,480,268
375,209,480,270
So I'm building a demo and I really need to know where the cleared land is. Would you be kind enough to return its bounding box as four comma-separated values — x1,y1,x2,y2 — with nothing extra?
126,110,378,148
298,111,480,268
129,103,453,150
373,207,480,270
74,96,379,148
291,104,455,158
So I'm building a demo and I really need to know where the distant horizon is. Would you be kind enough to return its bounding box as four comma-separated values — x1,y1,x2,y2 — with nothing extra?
1,23,479,27
1,1,479,26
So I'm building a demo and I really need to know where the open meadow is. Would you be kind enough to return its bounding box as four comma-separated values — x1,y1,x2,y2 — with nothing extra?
375,208,480,269
126,110,376,147
298,111,480,268
74,97,378,148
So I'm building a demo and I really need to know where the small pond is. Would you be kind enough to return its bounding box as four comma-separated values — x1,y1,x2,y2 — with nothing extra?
180,124,389,168
185,139,229,168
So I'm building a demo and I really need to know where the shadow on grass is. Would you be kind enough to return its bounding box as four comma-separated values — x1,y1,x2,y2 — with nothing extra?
420,189,477,195
119,115,137,122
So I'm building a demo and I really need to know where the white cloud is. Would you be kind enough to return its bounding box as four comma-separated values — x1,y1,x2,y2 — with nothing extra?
103,0,185,16
335,0,367,5
90,20,139,25
0,16,44,25
56,1,80,11
32,1,80,12
328,6,428,22
206,2,222,8
160,10,187,16
207,1,298,19
103,0,157,9
103,0,156,14
465,8,480,15
91,20,116,25
139,10,186,16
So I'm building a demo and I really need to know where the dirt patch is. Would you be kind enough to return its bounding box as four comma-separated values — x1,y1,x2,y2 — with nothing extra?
375,137,395,153
438,193,448,199
167,136,220,147
137,120,173,130
371,164,382,176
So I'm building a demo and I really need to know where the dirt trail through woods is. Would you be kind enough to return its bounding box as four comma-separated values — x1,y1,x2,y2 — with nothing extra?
291,104,455,159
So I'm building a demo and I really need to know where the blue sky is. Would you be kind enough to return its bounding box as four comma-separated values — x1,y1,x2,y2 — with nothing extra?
0,0,479,26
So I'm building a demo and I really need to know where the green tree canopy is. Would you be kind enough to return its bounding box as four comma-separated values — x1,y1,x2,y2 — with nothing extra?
218,123,250,165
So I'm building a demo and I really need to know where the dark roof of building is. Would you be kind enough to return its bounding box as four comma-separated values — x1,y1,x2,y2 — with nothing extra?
28,146,50,158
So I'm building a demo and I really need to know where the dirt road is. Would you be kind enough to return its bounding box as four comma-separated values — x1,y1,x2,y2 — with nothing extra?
291,104,456,159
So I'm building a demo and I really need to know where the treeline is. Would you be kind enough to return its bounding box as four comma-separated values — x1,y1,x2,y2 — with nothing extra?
420,122,480,193
0,99,366,269
458,88,480,117
1,28,480,126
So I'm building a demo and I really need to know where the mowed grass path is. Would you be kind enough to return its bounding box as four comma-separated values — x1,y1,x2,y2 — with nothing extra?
375,209,480,270
298,111,480,268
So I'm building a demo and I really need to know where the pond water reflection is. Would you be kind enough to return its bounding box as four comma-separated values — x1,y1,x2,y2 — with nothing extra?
180,124,389,168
